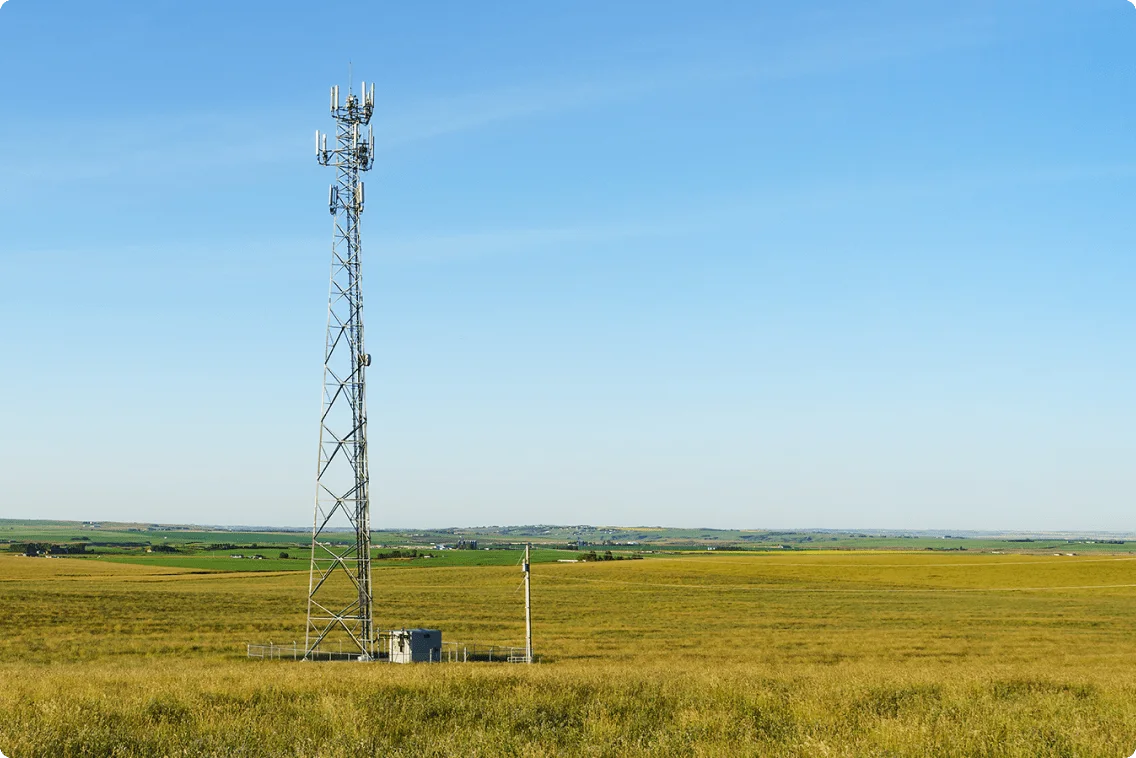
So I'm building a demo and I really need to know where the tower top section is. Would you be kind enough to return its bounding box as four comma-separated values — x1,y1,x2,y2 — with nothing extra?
329,82,375,124
316,82,376,171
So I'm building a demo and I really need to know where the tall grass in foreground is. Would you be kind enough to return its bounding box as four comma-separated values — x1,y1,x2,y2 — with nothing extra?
1,661,1133,757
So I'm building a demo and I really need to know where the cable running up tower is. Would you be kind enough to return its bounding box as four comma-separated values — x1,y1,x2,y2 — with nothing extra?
306,81,377,660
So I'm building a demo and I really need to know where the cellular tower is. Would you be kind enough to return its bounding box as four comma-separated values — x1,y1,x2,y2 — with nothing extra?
305,81,377,660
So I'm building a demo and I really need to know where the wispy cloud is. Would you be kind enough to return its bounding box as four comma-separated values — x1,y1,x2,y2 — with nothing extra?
368,158,1136,263
0,112,306,190
5,155,1128,272
0,14,993,186
377,16,993,150
375,221,686,262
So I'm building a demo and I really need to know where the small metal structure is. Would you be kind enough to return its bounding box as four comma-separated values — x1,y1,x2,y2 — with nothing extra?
305,80,379,661
249,641,359,661
389,629,442,663
247,642,299,660
440,642,534,663
249,638,539,664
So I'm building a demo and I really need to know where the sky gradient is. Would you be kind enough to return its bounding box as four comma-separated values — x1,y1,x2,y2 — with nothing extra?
0,0,1134,530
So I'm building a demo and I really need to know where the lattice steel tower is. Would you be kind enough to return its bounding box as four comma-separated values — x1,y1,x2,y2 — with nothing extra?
306,81,377,660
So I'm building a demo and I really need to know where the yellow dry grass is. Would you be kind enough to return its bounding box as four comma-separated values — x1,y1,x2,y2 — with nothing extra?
1,551,1136,756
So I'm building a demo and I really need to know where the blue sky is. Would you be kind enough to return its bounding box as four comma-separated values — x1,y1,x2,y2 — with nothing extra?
0,0,1133,530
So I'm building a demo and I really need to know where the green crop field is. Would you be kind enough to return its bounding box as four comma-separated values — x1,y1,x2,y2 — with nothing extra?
7,517,1134,557
2,549,1136,756
75,547,584,573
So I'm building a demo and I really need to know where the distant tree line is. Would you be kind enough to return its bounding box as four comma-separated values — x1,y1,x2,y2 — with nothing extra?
374,549,427,560
578,551,643,562
10,542,89,556
207,542,276,551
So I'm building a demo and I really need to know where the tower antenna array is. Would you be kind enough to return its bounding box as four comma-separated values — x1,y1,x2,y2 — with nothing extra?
306,80,378,660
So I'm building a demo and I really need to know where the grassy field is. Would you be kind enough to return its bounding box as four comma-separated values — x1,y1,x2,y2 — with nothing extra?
2,550,1136,755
